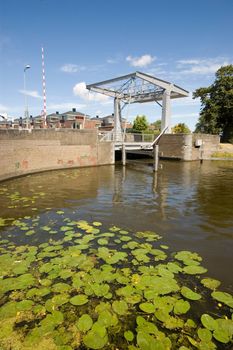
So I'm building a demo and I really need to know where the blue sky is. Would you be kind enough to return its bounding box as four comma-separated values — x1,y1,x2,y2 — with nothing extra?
1,0,233,130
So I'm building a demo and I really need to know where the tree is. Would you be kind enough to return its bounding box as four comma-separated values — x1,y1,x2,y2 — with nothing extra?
193,65,233,142
172,123,191,134
132,115,149,132
151,119,161,132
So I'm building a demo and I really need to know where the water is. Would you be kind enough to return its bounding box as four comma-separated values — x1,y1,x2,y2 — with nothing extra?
1,159,232,291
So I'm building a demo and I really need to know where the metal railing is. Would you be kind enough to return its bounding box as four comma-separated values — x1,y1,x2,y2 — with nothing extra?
98,131,159,143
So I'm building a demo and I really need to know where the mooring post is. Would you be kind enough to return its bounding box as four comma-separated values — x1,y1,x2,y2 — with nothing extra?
153,144,159,172
122,143,126,166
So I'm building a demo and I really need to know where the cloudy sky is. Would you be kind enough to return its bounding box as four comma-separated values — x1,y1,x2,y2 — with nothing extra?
0,0,232,130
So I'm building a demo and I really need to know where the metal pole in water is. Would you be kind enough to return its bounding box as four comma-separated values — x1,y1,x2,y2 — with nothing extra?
153,144,159,172
122,143,126,166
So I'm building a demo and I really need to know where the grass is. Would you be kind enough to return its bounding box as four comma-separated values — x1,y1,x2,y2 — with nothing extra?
211,151,233,158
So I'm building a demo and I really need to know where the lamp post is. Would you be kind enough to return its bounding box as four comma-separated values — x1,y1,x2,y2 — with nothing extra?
24,64,31,129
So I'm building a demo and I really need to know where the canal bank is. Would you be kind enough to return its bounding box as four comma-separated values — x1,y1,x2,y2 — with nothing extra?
0,129,114,181
0,129,221,181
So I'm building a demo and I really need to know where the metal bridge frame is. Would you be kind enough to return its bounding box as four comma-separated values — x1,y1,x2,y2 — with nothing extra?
86,71,189,141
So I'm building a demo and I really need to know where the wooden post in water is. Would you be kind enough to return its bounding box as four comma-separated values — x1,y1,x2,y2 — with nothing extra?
122,143,126,166
153,144,159,172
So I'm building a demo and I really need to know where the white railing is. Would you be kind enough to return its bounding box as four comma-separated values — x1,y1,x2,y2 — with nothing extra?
150,126,168,146
98,131,158,143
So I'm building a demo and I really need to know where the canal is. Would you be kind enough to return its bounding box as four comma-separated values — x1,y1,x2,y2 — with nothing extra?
0,159,232,349
1,160,232,289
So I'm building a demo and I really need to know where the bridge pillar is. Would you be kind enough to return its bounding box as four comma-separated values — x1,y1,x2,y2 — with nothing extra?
153,144,159,172
122,143,126,166
114,98,123,141
161,88,171,133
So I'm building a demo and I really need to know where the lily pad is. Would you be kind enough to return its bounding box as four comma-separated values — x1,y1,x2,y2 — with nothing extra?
211,291,233,308
0,273,35,294
98,310,118,327
93,222,102,226
181,286,202,300
97,238,108,246
213,318,233,343
173,299,190,315
139,303,155,313
70,294,88,306
175,251,202,265
201,278,221,290
198,328,212,342
76,314,93,332
124,330,134,341
201,314,218,331
183,265,207,275
26,287,50,298
112,300,128,315
83,329,108,349
52,282,71,293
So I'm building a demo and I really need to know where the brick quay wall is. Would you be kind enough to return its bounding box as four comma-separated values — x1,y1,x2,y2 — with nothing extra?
158,134,220,160
0,129,114,181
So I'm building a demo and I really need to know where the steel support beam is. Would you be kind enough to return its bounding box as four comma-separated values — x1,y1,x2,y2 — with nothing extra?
161,89,171,133
87,72,137,88
114,98,123,141
136,71,170,91
87,86,123,99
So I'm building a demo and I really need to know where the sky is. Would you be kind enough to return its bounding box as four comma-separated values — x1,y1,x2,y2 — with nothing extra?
0,0,233,130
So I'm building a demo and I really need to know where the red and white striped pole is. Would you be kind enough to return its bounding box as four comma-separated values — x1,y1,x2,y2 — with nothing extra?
42,46,47,127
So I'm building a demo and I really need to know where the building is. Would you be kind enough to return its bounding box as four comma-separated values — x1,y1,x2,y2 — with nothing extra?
85,116,103,129
5,108,132,131
99,114,132,132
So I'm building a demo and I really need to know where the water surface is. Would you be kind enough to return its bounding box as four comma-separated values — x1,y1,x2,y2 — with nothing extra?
0,160,233,290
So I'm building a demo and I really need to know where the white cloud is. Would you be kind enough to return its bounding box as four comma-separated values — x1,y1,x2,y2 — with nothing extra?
47,102,87,111
73,82,110,103
177,57,231,75
126,54,156,67
19,90,42,99
60,64,86,73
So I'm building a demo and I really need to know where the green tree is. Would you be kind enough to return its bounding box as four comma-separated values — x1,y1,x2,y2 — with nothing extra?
132,115,149,132
193,65,233,142
172,123,191,134
151,119,161,132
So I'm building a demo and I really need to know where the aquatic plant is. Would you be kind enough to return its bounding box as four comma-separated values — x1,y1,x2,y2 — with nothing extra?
0,217,232,349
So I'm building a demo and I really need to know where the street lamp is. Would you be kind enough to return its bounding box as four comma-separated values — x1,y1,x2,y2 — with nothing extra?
24,64,31,129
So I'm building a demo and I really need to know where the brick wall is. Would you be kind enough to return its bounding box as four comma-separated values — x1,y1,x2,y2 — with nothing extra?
0,129,114,181
158,133,220,160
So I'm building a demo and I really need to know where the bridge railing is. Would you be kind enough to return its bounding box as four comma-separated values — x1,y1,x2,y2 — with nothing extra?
98,131,158,143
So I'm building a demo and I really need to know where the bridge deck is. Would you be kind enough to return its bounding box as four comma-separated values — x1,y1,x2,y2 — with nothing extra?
114,142,153,151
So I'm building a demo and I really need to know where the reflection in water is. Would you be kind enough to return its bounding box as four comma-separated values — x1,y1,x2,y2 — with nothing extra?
0,161,233,290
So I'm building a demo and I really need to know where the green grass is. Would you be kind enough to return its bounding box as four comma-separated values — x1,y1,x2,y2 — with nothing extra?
211,151,233,158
